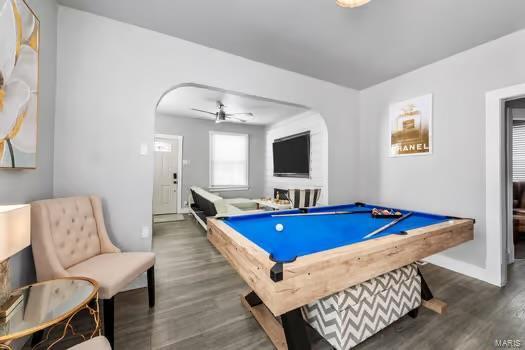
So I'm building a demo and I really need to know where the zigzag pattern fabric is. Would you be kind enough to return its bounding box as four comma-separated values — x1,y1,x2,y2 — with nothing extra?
302,264,421,350
322,263,419,310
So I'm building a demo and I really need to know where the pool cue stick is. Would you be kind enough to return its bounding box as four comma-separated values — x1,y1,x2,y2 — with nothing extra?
271,210,371,218
362,212,413,239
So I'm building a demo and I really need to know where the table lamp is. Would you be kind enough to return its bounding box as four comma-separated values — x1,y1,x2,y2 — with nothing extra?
0,205,31,318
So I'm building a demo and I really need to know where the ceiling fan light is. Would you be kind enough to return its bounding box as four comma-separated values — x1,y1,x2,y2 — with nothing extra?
336,0,371,8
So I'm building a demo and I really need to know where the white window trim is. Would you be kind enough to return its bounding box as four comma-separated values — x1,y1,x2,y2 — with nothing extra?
209,131,249,190
208,186,249,192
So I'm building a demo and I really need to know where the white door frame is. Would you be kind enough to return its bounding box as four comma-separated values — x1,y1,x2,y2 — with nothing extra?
485,83,525,287
154,134,184,214
504,104,515,265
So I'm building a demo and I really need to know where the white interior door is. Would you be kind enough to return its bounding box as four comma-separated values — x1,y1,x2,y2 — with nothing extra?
153,137,179,215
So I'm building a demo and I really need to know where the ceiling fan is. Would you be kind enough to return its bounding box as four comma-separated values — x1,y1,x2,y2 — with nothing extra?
191,101,254,123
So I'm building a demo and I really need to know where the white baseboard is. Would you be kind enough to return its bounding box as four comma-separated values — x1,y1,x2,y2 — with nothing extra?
425,254,499,286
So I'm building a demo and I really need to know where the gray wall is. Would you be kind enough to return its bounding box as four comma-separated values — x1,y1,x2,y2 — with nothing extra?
155,114,266,204
359,29,525,279
44,5,525,286
53,7,360,256
0,0,57,289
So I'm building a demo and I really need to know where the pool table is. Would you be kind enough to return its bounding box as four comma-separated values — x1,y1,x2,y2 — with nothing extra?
207,202,474,350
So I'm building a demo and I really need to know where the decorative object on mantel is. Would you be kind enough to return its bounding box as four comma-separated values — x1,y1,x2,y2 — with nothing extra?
0,205,31,319
389,94,433,157
336,0,371,8
0,0,39,169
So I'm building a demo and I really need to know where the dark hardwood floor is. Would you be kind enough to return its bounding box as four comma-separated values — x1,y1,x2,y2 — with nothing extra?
27,215,525,349
113,216,274,350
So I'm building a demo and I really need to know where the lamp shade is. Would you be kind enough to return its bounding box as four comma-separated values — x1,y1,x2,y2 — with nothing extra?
0,205,31,262
336,0,371,8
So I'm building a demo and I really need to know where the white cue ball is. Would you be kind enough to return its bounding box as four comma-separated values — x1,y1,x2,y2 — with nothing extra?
275,223,284,232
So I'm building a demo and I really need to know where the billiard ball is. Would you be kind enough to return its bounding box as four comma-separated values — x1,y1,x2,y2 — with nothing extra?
275,223,284,232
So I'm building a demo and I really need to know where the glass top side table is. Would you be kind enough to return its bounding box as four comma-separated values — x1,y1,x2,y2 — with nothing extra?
0,277,100,349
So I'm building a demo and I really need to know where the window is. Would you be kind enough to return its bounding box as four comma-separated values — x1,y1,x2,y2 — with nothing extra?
154,141,172,153
209,131,249,189
513,120,525,181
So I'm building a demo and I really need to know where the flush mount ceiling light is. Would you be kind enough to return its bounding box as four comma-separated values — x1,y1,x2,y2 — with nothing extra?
336,0,371,8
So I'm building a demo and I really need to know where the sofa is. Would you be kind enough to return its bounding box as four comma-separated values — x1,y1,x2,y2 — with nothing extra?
189,186,259,228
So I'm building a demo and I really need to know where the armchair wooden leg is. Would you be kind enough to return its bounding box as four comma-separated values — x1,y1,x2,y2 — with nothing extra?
103,297,115,348
31,330,44,346
147,266,155,308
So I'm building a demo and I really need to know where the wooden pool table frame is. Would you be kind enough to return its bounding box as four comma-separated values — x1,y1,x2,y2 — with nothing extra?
207,208,474,349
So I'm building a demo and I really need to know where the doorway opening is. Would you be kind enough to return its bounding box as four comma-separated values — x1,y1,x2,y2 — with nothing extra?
485,83,525,287
153,134,184,224
152,83,328,221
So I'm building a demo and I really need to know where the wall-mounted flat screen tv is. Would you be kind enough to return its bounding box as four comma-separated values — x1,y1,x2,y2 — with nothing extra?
273,131,310,178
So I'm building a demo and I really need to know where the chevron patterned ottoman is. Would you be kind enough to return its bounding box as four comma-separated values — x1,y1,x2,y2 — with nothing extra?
302,263,422,349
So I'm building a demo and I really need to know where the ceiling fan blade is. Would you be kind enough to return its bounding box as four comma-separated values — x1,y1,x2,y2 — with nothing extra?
226,112,254,117
191,108,216,115
227,116,248,122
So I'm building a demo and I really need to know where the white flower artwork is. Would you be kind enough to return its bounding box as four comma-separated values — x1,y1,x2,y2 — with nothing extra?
0,0,38,168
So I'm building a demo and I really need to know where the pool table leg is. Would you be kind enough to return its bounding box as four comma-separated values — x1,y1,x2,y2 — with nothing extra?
244,290,263,306
407,268,432,319
408,307,419,318
418,268,434,301
281,308,311,350
242,291,311,350
417,267,448,315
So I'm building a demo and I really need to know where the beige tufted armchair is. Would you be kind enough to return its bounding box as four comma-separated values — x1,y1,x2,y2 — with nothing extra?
30,196,155,347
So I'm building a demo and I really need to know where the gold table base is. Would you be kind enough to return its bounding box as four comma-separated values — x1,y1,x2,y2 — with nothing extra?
0,293,100,350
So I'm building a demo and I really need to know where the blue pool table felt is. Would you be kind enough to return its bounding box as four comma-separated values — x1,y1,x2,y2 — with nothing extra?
223,203,451,263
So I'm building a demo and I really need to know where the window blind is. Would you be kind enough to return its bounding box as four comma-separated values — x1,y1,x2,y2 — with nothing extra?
209,132,249,188
513,120,525,181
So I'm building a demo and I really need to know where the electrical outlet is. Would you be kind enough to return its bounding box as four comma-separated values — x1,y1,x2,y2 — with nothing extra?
141,226,150,239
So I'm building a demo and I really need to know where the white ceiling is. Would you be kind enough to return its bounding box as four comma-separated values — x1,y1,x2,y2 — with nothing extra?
57,0,525,89
156,85,309,125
